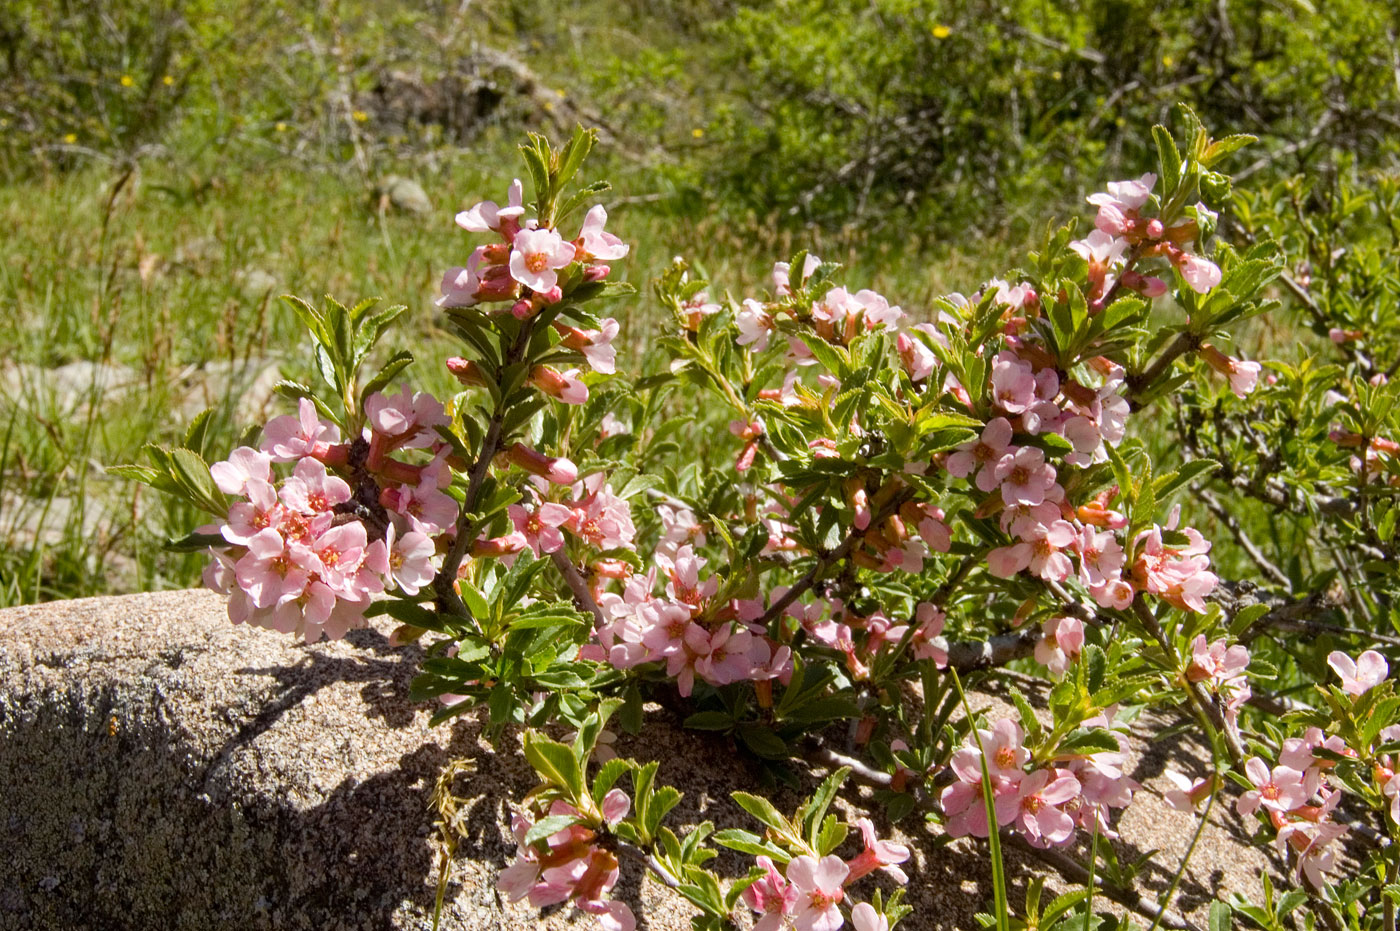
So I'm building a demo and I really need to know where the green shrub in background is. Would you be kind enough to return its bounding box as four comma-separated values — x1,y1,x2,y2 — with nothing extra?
598,0,1400,234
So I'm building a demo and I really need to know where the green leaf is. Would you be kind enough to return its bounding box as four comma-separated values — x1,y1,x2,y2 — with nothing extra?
1153,125,1183,196
592,758,633,801
1153,459,1220,500
684,711,737,731
169,447,227,516
1208,899,1232,931
731,791,792,835
524,813,580,846
523,733,585,802
360,349,415,405
713,828,788,860
801,766,849,843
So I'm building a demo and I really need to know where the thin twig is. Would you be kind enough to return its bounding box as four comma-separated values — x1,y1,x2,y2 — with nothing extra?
755,488,917,627
1196,486,1292,590
552,549,605,628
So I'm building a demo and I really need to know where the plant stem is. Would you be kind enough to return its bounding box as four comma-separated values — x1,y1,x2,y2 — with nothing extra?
951,668,1011,931
434,317,539,619
1147,780,1216,931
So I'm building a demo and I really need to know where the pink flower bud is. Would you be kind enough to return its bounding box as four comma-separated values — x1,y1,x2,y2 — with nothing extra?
506,442,578,485
446,357,487,386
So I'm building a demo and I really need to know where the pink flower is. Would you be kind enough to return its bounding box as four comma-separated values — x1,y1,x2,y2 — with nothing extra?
1034,616,1084,678
1069,229,1129,297
1014,769,1080,846
437,263,482,308
1236,758,1312,816
509,227,576,293
576,205,629,261
1173,251,1222,294
380,481,458,535
279,457,351,514
385,525,436,595
210,446,271,496
946,417,1014,492
561,318,621,374
1327,649,1388,695
989,518,1075,582
910,602,947,666
897,328,938,381
953,718,1028,783
692,623,756,687
509,500,574,557
221,479,283,545
989,351,1037,414
851,903,888,931
1276,819,1348,889
844,818,911,884
786,855,848,931
1198,344,1260,397
456,179,524,232
1132,526,1218,613
1279,728,1351,786
743,856,799,931
994,446,1058,507
737,299,774,352
1087,173,1156,234
529,365,590,405
235,527,310,609
262,398,340,462
1075,526,1125,587
366,386,448,447
1161,770,1215,812
508,443,579,486
568,474,637,550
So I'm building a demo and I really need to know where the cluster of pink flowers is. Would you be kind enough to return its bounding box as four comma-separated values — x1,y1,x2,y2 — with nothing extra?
940,717,1138,848
733,255,907,361
501,473,637,560
584,539,793,696
795,596,946,682
439,179,627,313
1224,651,1391,888
741,820,909,931
498,791,635,931
1185,634,1252,722
202,392,447,641
440,181,625,396
956,354,1217,612
1073,173,1221,302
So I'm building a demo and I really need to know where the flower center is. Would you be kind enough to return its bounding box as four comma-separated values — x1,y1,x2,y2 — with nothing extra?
308,492,328,511
994,746,1017,769
320,546,341,568
1262,783,1281,801
1022,793,1044,814
1009,465,1030,485
525,252,549,273
973,441,996,462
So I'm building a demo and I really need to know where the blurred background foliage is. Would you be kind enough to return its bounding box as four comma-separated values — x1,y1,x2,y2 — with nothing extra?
0,0,1397,604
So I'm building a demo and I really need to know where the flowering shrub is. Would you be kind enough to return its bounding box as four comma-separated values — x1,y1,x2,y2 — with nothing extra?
122,113,1400,930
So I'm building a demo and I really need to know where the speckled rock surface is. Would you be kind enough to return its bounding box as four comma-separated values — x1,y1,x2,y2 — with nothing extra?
0,590,1289,930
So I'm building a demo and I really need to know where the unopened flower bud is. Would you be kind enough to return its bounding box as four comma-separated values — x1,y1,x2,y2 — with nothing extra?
506,442,578,485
